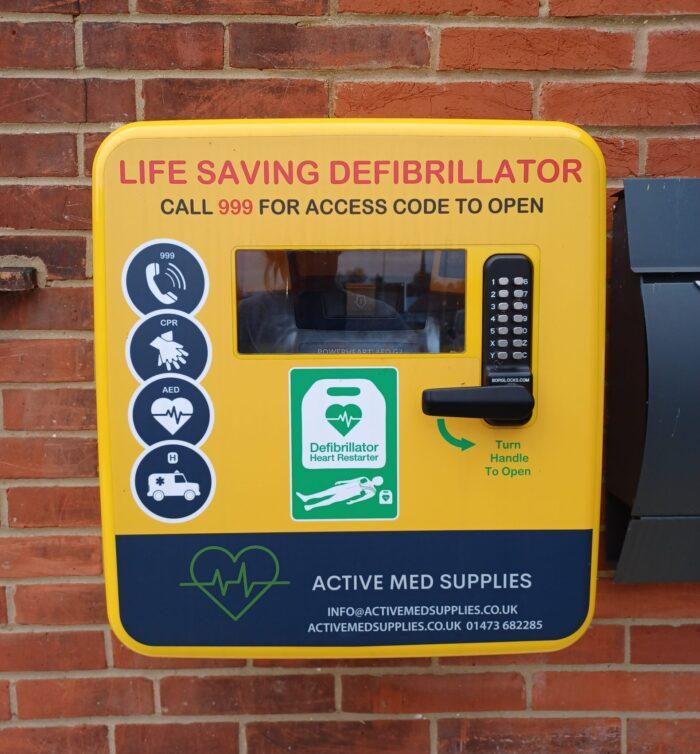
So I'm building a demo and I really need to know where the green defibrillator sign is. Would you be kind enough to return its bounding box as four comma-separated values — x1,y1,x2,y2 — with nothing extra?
290,368,398,521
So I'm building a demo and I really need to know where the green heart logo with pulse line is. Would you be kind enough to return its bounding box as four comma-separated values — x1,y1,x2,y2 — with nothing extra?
179,545,289,622
325,403,362,436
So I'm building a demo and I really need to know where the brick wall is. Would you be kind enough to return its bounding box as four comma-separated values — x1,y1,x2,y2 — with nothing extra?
0,1,698,753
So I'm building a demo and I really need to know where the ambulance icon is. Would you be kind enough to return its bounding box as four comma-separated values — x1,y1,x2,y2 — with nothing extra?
147,470,201,502
132,441,215,523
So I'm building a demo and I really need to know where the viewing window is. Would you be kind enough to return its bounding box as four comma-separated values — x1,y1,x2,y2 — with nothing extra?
236,249,465,355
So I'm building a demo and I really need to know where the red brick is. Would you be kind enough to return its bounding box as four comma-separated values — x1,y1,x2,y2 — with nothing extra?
0,631,105,672
230,23,429,69
442,625,624,666
0,681,8,720
247,720,430,754
0,438,96,478
540,83,700,126
254,657,431,668
0,339,93,382
139,0,327,12
335,81,532,118
0,0,124,9
339,0,539,14
0,287,92,331
82,0,129,10
439,717,621,753
551,0,700,15
343,673,525,713
17,677,154,719
84,23,224,70
0,587,6,624
647,138,700,177
0,0,78,11
533,671,700,711
84,132,110,176
648,30,700,72
0,536,101,578
2,0,129,8
631,624,700,664
144,78,327,119
0,236,86,280
0,185,90,230
628,719,700,754
4,388,96,431
595,137,638,178
0,727,109,754
8,486,100,527
160,675,334,715
116,723,239,754
440,28,632,71
112,637,247,669
86,78,136,122
0,79,84,123
596,579,700,618
0,134,76,178
15,583,106,625
0,22,74,68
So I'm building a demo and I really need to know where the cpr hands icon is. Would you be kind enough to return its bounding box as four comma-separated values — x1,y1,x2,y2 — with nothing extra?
128,313,209,381
150,330,189,371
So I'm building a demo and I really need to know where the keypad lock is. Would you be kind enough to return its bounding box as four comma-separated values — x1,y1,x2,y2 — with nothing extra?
482,254,533,425
422,253,535,426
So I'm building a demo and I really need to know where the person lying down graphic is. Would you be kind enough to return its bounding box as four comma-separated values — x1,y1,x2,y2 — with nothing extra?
297,476,384,511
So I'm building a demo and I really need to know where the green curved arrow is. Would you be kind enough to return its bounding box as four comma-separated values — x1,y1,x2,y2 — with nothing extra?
437,418,475,452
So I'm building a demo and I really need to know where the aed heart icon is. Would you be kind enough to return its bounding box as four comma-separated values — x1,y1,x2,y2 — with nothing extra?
325,403,362,436
179,545,290,622
150,397,193,435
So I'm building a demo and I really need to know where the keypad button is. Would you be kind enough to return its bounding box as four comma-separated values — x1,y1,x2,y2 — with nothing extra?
513,339,525,347
497,315,509,323
498,277,509,285
513,289,526,298
514,276,525,285
497,351,509,360
513,314,525,323
513,351,527,360
513,326,524,335
498,289,509,298
513,302,525,310
497,327,508,335
497,339,508,347
498,302,509,311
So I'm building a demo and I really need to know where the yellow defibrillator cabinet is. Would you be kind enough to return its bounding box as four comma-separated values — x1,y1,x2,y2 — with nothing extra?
93,119,606,658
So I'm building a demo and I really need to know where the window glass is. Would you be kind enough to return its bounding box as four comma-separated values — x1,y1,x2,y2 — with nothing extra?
236,249,465,355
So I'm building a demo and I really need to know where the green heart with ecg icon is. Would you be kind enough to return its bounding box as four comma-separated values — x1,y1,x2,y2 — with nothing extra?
179,545,289,622
325,403,362,436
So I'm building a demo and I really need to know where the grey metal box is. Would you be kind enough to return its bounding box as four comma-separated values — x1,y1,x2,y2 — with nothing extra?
606,178,700,582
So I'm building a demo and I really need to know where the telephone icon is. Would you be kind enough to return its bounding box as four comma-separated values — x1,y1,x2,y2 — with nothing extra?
145,262,187,305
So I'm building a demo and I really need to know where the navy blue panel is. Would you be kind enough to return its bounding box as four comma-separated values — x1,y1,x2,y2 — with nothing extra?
116,530,592,647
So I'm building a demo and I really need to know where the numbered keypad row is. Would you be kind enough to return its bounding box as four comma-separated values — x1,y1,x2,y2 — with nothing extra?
496,301,529,311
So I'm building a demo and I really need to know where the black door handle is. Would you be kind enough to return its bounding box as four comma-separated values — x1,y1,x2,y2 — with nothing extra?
422,384,534,422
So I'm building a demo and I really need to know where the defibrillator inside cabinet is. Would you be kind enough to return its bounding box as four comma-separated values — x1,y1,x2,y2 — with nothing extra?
93,120,606,659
